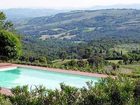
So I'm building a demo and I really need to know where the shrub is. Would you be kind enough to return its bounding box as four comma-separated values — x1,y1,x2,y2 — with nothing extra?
6,76,139,105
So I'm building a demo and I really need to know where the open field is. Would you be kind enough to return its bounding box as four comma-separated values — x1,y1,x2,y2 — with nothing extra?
121,64,140,74
52,59,73,67
110,43,140,54
107,60,122,64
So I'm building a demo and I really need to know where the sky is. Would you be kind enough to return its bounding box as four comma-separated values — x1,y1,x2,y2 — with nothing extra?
0,0,140,9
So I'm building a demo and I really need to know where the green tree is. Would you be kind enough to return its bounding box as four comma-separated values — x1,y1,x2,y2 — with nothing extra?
60,51,67,61
83,48,92,58
0,12,13,31
0,12,6,29
122,54,129,65
77,60,87,67
112,63,119,71
87,54,104,69
39,57,47,63
0,30,22,60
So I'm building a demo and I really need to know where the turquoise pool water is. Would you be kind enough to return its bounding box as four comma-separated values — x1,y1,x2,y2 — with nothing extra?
0,67,99,89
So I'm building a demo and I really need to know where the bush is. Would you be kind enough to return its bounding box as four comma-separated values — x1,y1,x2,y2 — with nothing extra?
118,61,123,65
0,95,12,105
4,76,139,105
134,80,140,104
38,57,47,63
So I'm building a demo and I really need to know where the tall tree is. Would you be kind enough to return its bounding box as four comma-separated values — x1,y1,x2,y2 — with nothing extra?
0,12,22,61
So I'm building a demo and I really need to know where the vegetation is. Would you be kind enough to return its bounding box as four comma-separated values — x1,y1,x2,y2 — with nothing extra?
0,76,139,105
0,10,140,104
16,9,140,42
0,30,22,60
0,12,22,61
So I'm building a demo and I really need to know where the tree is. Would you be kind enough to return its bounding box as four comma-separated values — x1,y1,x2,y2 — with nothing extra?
0,12,13,31
0,30,22,60
112,63,119,71
39,57,47,63
77,60,87,67
122,54,129,65
59,51,67,61
87,54,104,69
0,12,6,30
83,48,92,58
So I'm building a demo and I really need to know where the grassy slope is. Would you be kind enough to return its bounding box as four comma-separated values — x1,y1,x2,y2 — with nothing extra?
52,59,140,77
111,43,140,54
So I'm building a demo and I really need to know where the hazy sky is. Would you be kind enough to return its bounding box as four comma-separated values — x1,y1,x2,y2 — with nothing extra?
1,0,140,9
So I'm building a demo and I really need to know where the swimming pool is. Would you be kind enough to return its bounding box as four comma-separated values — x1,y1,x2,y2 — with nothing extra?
0,67,100,89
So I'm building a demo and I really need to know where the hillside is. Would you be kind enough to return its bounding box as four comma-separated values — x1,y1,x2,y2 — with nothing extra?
16,9,140,41
2,8,68,21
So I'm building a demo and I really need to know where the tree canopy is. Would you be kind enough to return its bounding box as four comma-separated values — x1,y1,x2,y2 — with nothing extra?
0,30,22,60
0,12,21,60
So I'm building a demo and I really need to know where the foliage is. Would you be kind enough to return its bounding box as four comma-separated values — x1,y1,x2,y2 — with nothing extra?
0,94,12,105
38,57,47,63
0,30,22,60
0,12,13,31
0,77,138,105
0,12,22,61
59,51,67,61
87,54,104,69
111,63,120,70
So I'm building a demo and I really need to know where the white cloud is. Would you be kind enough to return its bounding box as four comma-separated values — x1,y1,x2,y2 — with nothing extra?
0,0,140,9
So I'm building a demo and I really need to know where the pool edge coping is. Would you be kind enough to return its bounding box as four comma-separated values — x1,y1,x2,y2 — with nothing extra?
15,64,110,78
0,63,114,78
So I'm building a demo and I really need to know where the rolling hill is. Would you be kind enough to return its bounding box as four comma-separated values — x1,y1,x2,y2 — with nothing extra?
15,9,140,41
2,8,68,21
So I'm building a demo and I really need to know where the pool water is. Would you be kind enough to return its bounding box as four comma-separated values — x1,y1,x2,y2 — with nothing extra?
0,67,99,89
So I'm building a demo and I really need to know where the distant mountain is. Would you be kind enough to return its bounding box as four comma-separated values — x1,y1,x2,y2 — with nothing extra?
15,9,140,41
1,8,68,21
90,4,140,10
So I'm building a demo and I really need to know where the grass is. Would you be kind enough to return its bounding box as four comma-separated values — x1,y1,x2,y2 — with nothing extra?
107,60,122,64
52,59,140,76
110,43,140,54
52,59,71,67
103,61,140,77
121,64,140,74
52,59,87,67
